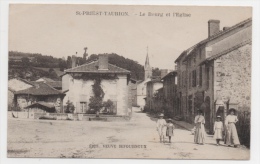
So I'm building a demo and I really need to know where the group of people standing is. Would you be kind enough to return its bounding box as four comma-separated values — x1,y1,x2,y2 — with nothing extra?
156,108,240,148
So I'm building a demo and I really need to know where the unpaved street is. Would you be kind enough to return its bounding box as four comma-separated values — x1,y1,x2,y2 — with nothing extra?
8,107,249,159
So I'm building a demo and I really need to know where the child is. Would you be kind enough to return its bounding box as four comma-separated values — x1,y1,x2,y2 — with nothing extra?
166,119,175,143
213,115,224,146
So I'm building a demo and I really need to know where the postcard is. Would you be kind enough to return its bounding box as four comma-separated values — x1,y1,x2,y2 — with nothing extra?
7,4,252,159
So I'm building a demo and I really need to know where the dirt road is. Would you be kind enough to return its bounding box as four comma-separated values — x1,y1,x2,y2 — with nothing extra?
7,107,249,159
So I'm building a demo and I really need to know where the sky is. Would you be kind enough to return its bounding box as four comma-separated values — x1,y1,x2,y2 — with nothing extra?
9,4,252,69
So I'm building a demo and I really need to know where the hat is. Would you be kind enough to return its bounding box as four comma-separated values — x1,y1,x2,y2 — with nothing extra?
197,109,203,114
167,118,173,122
228,108,237,114
216,115,221,118
159,113,164,117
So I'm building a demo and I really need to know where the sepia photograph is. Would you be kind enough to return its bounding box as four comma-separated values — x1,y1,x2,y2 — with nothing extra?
6,4,253,160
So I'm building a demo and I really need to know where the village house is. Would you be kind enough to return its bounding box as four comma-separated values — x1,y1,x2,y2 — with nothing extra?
14,81,65,113
175,18,252,133
62,54,131,116
161,71,178,117
8,78,34,111
144,69,170,113
130,78,138,106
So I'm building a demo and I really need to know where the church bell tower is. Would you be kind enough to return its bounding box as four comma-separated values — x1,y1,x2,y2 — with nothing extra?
144,47,152,80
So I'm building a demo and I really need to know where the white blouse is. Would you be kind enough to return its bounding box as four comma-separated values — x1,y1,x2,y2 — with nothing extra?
225,115,238,125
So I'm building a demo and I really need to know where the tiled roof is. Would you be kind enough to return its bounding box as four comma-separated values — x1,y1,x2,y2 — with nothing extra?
15,82,64,96
24,101,55,109
64,61,130,74
36,77,55,82
175,17,252,63
46,81,62,88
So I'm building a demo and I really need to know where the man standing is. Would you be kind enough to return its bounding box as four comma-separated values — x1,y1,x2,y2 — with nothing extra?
156,113,167,143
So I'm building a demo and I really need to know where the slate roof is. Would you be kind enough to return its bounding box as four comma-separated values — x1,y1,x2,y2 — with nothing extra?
199,39,252,65
64,61,130,74
15,82,64,96
161,71,178,80
175,17,252,63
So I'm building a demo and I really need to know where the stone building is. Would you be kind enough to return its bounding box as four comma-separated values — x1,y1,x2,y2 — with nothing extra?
175,18,252,132
161,71,178,117
62,54,131,116
14,81,65,112
145,77,163,112
130,78,138,106
8,78,34,111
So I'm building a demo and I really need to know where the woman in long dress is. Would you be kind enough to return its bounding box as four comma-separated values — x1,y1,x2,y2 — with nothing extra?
194,109,206,145
224,108,240,148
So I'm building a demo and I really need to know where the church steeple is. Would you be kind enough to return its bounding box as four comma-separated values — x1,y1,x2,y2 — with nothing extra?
144,46,152,80
145,47,150,66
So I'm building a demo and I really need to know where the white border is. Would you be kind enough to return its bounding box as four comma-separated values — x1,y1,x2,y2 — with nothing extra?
1,1,259,164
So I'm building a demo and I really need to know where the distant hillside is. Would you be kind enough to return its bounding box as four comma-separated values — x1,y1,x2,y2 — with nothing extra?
8,51,149,81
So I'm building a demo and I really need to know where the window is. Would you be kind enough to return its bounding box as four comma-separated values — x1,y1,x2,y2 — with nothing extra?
189,72,192,88
182,71,186,88
192,70,197,87
80,102,87,113
206,67,210,88
199,66,202,86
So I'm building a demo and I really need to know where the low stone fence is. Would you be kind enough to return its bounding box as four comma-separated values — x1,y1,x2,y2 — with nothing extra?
8,111,130,122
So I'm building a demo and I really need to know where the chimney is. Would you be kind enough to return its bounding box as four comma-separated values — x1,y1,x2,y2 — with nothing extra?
208,20,220,37
223,26,230,31
160,69,168,79
98,54,109,70
71,55,76,68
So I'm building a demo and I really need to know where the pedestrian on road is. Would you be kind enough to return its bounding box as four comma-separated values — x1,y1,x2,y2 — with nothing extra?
156,113,167,143
194,109,206,145
166,119,175,143
224,108,240,148
214,115,224,146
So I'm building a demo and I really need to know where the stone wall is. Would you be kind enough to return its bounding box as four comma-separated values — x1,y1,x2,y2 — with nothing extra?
214,43,251,112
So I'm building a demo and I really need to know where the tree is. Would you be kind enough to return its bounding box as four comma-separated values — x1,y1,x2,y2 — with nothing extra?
21,57,30,67
67,56,72,68
88,77,105,114
58,59,67,71
65,100,75,113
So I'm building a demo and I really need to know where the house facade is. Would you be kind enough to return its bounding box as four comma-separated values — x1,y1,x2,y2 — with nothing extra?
161,71,178,117
14,81,65,112
145,79,163,112
175,18,252,133
62,54,131,116
8,78,34,111
130,78,138,106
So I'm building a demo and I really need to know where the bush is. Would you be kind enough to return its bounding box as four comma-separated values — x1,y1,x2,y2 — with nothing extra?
65,100,75,113
39,116,57,120
236,111,250,148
